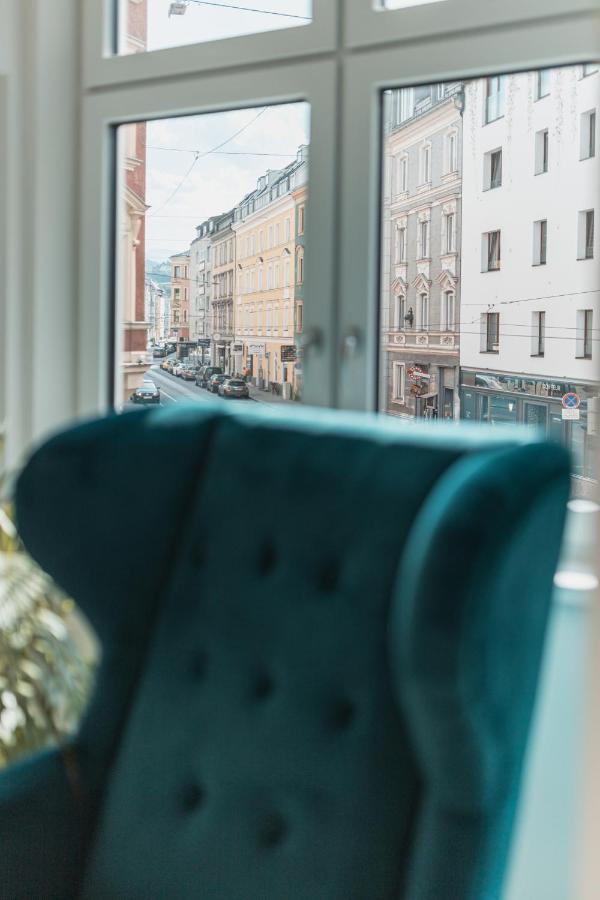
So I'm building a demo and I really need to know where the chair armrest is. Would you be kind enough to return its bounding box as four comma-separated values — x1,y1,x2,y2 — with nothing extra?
0,745,85,899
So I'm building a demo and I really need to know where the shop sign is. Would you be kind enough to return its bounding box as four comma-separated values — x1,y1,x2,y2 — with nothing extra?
280,345,297,362
407,364,429,384
232,343,243,352
197,338,211,347
248,343,265,355
562,408,580,421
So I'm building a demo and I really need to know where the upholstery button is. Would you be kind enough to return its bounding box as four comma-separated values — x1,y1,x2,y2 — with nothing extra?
318,561,339,592
253,673,274,701
181,783,204,813
258,543,277,576
259,812,287,848
330,699,355,730
190,650,208,680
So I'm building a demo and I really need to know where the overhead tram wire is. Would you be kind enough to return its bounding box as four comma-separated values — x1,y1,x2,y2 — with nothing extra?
183,1,311,20
148,107,269,218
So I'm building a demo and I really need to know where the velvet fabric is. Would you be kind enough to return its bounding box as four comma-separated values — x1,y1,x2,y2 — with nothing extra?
5,403,569,899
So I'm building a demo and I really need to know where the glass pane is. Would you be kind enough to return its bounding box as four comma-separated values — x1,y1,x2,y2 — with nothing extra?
115,102,309,409
117,0,312,56
379,64,600,495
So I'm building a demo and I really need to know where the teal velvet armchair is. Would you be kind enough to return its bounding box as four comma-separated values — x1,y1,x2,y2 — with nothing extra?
3,403,569,899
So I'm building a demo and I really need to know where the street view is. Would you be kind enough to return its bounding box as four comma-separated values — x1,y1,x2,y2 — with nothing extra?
116,2,599,494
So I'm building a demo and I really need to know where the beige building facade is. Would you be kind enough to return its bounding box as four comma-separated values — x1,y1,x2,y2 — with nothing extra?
169,251,190,342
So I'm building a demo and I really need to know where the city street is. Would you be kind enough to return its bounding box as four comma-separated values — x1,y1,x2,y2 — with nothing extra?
136,363,292,412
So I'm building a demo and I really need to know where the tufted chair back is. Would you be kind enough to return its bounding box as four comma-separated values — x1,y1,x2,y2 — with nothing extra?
14,403,569,899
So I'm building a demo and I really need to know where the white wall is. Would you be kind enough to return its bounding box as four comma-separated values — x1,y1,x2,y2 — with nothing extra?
460,67,600,382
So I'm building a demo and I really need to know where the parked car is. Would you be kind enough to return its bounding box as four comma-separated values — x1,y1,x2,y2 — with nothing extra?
173,362,186,377
160,357,173,371
130,382,160,404
218,378,250,399
180,365,197,381
208,373,229,394
153,346,167,358
198,366,223,388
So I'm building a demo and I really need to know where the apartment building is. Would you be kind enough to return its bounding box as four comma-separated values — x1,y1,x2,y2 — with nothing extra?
232,146,308,396
460,66,600,492
189,218,215,357
169,251,190,341
380,83,464,420
292,179,308,397
210,210,236,372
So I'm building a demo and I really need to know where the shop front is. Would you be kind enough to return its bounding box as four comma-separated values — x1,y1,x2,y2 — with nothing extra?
460,369,599,493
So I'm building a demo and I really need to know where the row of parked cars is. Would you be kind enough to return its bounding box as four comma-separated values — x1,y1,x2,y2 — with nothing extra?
160,359,250,399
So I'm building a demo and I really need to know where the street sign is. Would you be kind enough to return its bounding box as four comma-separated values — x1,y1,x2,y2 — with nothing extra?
280,345,297,362
562,392,580,409
197,338,210,347
562,408,580,421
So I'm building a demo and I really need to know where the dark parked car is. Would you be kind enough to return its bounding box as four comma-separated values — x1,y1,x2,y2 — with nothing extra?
152,346,167,358
218,378,249,399
197,366,223,388
207,373,229,394
131,382,160,404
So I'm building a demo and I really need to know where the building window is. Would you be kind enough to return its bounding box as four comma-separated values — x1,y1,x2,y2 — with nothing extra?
420,143,432,183
394,155,408,194
259,230,264,251
395,225,406,263
284,218,290,241
576,309,594,358
268,225,273,248
536,69,551,100
484,148,502,190
578,209,595,259
582,64,599,78
418,220,430,259
535,128,549,174
533,219,548,265
274,262,280,288
581,109,596,160
482,230,501,271
267,265,272,289
297,304,303,332
284,259,290,287
531,311,546,356
297,252,304,284
394,294,405,329
275,223,280,246
485,75,505,123
481,312,500,352
392,362,405,403
417,292,429,330
444,213,455,253
442,291,455,331
446,131,457,173
298,206,305,234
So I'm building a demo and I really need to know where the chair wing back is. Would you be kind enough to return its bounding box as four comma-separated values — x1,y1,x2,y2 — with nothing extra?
15,405,569,900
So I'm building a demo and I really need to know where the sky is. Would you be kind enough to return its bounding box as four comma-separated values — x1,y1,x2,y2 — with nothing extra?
143,1,312,53
141,102,310,266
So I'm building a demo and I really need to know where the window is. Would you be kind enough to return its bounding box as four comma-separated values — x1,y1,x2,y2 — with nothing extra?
259,230,264,251
576,309,594,358
442,291,455,331
267,265,272,289
284,259,290,286
481,312,500,352
391,363,405,403
275,223,280,246
533,220,547,266
297,251,304,284
484,148,502,190
298,205,305,234
482,230,501,271
395,225,406,263
535,128,549,174
284,218,290,241
116,0,313,55
394,155,408,194
444,213,455,254
297,304,303,332
581,110,596,160
531,311,545,356
268,225,273,248
394,294,405,329
578,210,595,259
417,292,428,330
446,131,457,173
485,75,505,124
418,220,430,259
536,69,551,99
582,64,599,78
274,262,280,288
420,143,431,183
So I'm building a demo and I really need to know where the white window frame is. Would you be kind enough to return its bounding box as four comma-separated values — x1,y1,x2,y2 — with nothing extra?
391,361,405,403
580,108,597,160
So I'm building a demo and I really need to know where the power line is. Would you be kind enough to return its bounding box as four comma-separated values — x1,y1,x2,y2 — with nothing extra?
184,1,311,20
148,106,269,217
148,146,296,157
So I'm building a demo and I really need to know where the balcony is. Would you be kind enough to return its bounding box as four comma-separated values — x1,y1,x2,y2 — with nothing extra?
386,328,460,351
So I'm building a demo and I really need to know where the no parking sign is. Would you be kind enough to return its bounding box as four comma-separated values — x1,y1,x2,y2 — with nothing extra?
562,392,581,420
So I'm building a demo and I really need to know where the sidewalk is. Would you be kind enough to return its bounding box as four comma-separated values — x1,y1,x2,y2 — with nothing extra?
247,383,296,406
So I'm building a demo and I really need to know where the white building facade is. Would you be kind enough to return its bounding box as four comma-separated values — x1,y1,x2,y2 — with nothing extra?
460,66,600,493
